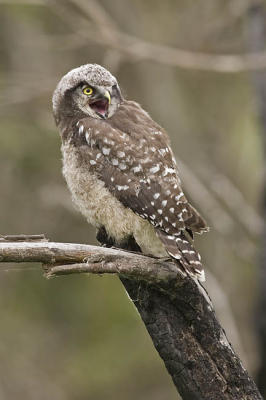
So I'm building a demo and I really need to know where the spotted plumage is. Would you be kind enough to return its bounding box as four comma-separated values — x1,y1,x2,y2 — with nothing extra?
53,64,209,281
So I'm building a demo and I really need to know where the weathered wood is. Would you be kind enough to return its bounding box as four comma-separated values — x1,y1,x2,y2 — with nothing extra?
121,277,261,400
0,241,180,284
0,239,262,400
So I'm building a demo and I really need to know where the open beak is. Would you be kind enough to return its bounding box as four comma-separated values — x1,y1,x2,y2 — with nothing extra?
104,90,111,105
89,90,111,119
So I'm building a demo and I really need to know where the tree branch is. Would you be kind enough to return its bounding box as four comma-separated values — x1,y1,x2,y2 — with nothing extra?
0,238,180,285
49,0,266,74
0,236,262,399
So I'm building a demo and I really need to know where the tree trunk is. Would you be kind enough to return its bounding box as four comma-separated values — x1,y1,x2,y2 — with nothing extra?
120,276,261,400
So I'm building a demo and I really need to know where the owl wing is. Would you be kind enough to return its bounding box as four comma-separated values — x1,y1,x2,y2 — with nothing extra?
75,114,208,280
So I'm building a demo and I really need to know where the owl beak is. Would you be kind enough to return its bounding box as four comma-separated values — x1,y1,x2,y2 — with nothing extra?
104,90,111,105
89,90,111,119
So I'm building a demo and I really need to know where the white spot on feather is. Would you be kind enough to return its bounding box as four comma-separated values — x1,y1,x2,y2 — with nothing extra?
102,147,110,155
195,269,205,282
132,165,142,173
112,158,118,166
116,185,129,191
190,260,201,266
150,164,160,174
167,235,175,240
104,138,115,146
117,151,125,158
162,167,176,177
119,163,127,170
175,192,184,201
158,148,167,156
178,212,183,221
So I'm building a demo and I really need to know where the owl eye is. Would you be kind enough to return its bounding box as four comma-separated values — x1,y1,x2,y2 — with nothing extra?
83,87,93,96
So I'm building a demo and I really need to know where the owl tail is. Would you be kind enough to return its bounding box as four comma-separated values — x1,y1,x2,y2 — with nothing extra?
185,204,209,234
156,229,205,281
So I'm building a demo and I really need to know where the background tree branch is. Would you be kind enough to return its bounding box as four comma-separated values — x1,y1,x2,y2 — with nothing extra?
47,0,266,74
0,236,262,400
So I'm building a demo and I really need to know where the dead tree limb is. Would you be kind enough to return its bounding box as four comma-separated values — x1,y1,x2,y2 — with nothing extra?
0,236,262,400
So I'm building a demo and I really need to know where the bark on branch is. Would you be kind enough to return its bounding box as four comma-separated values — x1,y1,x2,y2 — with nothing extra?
0,235,262,400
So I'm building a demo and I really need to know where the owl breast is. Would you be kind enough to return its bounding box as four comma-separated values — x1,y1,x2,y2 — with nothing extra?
61,141,166,257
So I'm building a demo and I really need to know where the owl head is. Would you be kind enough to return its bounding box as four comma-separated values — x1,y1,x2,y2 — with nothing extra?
52,64,123,125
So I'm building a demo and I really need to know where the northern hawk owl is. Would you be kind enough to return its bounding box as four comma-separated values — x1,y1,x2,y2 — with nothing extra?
52,64,208,281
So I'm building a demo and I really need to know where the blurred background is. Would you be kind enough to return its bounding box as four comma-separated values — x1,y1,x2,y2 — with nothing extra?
0,0,265,399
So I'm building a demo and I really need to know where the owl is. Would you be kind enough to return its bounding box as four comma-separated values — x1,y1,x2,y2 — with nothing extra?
52,64,208,281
